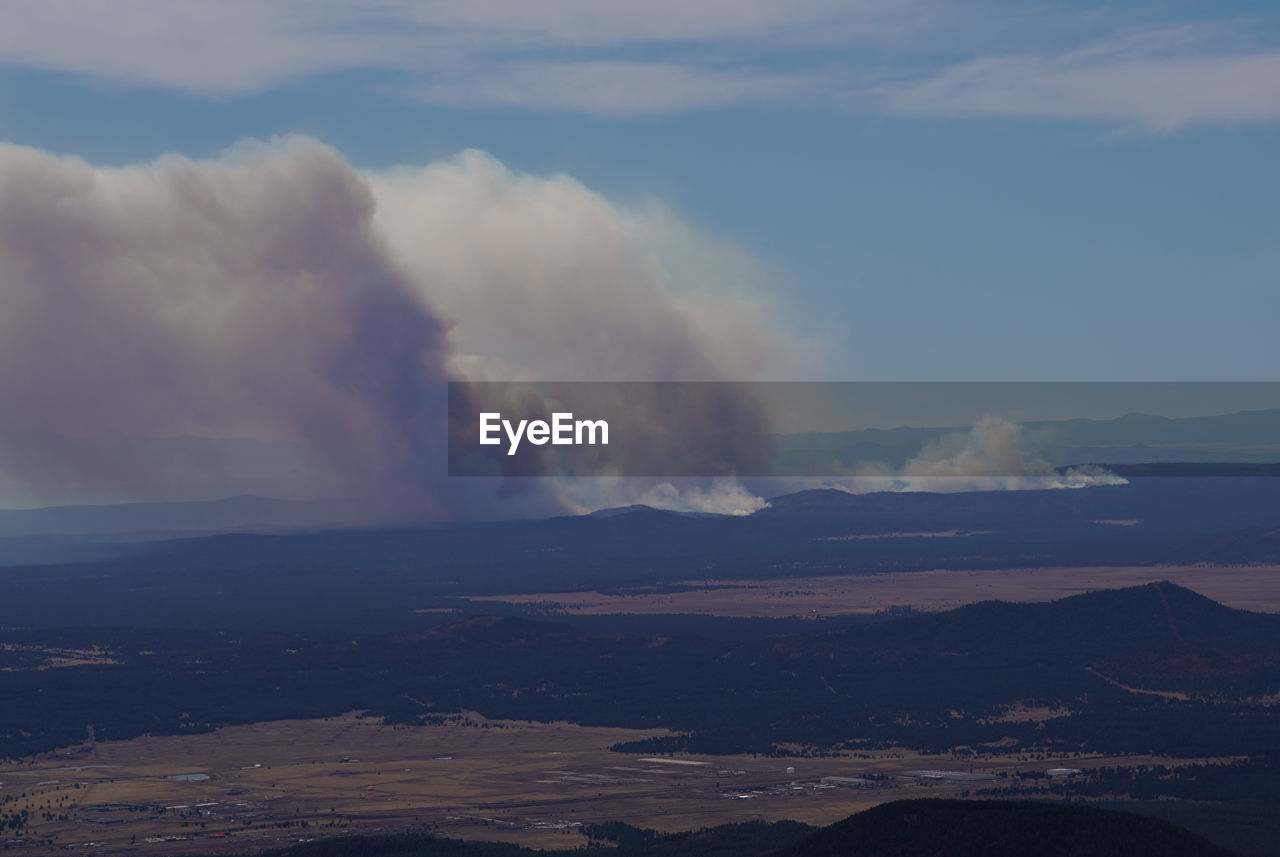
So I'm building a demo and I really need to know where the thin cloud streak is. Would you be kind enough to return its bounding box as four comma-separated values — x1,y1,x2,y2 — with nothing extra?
410,61,813,115
886,49,1280,131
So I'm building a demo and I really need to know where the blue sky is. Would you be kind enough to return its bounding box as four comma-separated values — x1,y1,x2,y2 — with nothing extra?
2,0,1278,381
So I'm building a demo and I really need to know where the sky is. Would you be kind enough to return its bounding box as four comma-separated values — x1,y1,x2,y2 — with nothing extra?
3,0,1278,381
0,1,1278,511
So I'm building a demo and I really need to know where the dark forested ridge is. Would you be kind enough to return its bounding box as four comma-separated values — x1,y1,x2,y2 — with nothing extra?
3,583,1279,763
775,799,1237,857
192,801,1236,857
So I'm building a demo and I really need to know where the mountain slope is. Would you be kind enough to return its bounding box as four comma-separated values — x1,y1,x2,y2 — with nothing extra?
776,799,1237,857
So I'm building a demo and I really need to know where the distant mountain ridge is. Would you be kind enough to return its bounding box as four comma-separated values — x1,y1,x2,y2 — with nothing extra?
777,406,1280,471
5,479,1280,623
3,406,1278,545
0,494,373,539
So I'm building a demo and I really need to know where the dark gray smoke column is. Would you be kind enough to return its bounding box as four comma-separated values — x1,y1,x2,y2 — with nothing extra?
0,139,453,512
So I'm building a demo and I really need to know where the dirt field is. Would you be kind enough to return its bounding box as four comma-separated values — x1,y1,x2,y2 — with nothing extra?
465,565,1280,617
0,713,1201,855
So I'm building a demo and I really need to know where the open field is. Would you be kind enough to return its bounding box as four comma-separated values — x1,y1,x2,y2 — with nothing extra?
464,565,1280,617
0,712,1208,855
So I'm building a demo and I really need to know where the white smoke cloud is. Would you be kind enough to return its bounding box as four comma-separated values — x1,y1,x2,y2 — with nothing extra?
548,477,770,517
365,151,802,383
792,416,1127,495
902,417,1125,489
546,417,1127,517
903,415,1052,478
634,479,770,516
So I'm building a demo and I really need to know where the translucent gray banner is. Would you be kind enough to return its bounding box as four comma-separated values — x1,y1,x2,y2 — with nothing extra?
447,382,1280,477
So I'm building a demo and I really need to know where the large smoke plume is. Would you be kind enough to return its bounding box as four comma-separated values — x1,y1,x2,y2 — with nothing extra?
0,138,1112,520
0,138,797,515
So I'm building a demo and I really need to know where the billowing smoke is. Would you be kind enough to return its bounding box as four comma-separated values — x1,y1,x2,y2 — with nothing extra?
0,139,1121,520
367,152,796,384
897,416,1126,491
0,139,454,512
904,416,1053,478
489,417,1126,518
793,417,1127,497
0,138,797,514
545,476,771,517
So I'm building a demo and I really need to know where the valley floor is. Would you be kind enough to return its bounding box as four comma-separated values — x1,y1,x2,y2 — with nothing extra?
0,713,1230,856
465,565,1280,617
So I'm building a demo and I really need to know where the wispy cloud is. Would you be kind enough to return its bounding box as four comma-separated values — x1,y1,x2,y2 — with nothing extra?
884,23,1280,132
2,2,1280,128
0,0,899,96
411,61,813,114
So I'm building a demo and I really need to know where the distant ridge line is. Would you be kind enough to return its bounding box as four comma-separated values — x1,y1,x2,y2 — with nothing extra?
1064,463,1280,477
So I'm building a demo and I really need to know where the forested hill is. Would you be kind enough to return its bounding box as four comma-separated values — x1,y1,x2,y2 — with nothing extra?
775,799,1237,857
5,583,1280,761
195,800,1238,857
